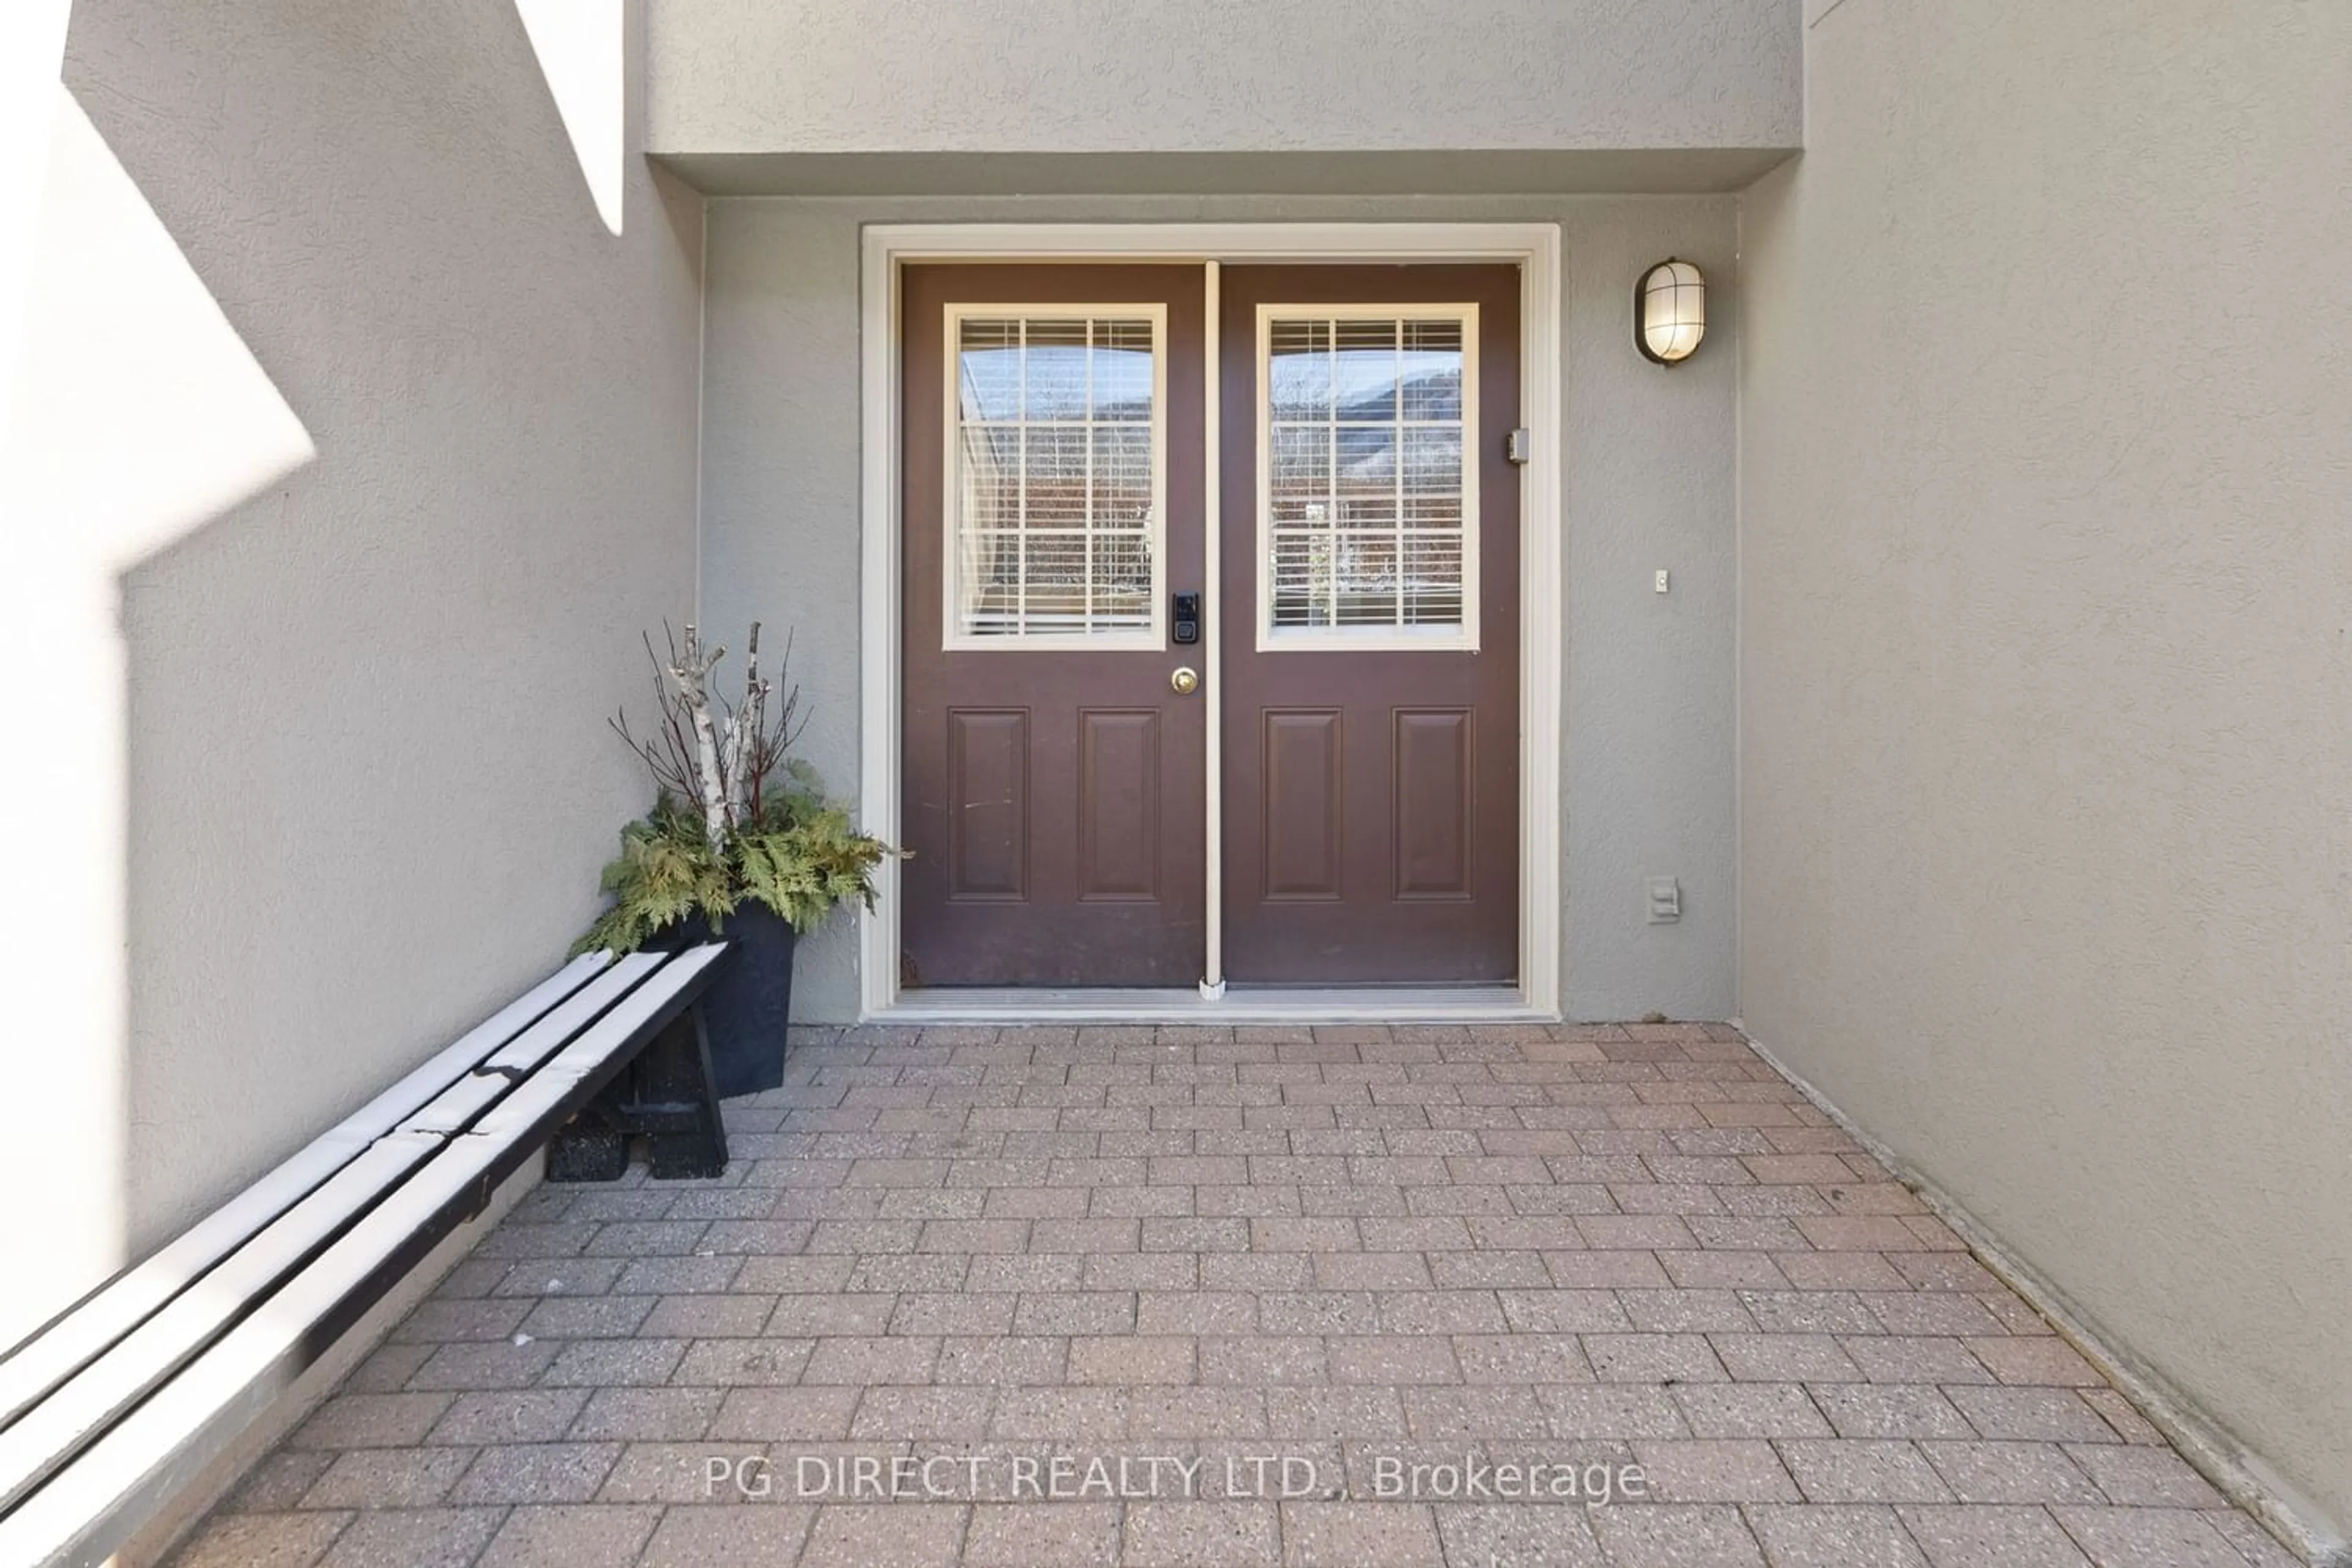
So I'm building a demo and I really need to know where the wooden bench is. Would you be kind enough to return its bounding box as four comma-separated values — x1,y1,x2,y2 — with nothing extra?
0,943,731,1567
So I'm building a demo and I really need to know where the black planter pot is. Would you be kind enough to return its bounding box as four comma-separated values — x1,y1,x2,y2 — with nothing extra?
656,904,797,1098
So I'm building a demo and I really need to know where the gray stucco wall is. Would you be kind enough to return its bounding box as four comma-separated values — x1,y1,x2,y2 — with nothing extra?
9,0,703,1336
1741,0,2352,1534
649,1,1800,161
698,195,1740,1023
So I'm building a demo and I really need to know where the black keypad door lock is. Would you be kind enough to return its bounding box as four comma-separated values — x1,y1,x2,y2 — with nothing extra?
1172,592,1201,646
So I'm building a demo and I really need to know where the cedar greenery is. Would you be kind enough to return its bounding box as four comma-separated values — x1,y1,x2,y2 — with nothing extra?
576,625,899,957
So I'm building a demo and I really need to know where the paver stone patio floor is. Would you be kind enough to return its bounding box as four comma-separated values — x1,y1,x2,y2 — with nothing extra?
167,1023,2296,1567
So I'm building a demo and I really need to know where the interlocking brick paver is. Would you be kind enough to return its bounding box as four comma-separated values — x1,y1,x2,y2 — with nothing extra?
1590,1502,1764,1566
337,1341,436,1393
802,1334,941,1385
1069,1333,1196,1384
476,1505,662,1567
1897,1503,2094,1567
935,1334,1068,1384
519,1295,660,1340
1921,1440,2104,1504
314,1506,502,1568
1630,1439,1801,1502
1199,1333,1329,1385
1811,1382,1976,1439
963,1502,1121,1567
1842,1333,1994,1385
172,1511,352,1568
1123,1500,1280,1568
299,1447,475,1510
541,1337,688,1388
448,1441,622,1504
1433,1501,1608,1566
1268,1385,1409,1439
1944,1385,2118,1443
669,1337,815,1387
1670,1381,1829,1438
1969,1333,2104,1387
1404,1385,1551,1440
2209,1510,2307,1567
425,1389,591,1446
1748,1502,1932,1565
1326,1333,1460,1384
405,1340,556,1390
2051,1505,2252,1566
2065,1441,2230,1508
1452,1331,1591,1385
1583,1332,1728,1383
639,1506,817,1568
1778,1438,1954,1503
290,1392,454,1450
221,1450,336,1513
569,1385,723,1442
1540,1384,1689,1439
706,1384,862,1441
1283,1499,1443,1566
389,1297,532,1343
639,1293,775,1338
172,1022,2290,1567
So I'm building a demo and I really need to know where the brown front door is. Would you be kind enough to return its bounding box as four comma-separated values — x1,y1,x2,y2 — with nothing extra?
900,265,1208,986
1218,266,1521,982
900,260,1518,990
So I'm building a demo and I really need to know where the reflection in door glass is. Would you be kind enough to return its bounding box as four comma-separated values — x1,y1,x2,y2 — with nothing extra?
1264,312,1470,637
952,314,1160,641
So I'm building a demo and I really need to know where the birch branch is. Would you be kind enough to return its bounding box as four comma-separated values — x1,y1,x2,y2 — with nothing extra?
722,621,764,824
666,623,731,857
738,622,766,821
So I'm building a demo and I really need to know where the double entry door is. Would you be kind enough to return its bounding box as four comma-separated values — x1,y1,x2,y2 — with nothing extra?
901,262,1520,990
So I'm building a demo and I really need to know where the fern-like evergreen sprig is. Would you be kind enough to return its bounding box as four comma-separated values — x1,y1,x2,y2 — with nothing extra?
576,632,903,957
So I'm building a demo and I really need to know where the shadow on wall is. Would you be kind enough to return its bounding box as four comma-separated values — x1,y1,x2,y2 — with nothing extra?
2,0,700,1347
0,83,314,1347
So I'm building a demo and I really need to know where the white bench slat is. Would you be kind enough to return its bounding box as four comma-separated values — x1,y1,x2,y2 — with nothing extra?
0,952,611,1430
0,946,726,1568
461,944,728,1147
0,1136,444,1514
393,949,673,1133
0,953,669,1510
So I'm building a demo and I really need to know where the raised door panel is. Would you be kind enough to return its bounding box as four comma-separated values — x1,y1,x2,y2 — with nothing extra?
946,709,1028,901
1393,709,1473,900
1260,710,1344,902
1078,709,1161,902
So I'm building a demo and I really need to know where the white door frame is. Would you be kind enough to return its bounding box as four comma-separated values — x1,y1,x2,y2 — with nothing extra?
858,222,1563,1022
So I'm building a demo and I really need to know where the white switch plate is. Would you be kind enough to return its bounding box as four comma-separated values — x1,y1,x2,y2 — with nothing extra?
1647,877,1681,923
1654,569,1671,594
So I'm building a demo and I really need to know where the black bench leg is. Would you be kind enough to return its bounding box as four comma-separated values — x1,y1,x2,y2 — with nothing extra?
638,1005,730,1180
546,1005,731,1183
546,1105,628,1182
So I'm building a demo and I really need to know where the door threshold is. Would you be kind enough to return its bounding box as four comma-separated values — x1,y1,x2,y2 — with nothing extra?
872,985,1547,1025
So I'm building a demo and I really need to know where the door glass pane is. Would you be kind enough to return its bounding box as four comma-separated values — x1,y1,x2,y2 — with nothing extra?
1263,308,1473,642
951,311,1161,643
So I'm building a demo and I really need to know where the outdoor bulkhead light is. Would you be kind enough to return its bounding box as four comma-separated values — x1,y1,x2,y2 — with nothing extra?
1635,258,1706,364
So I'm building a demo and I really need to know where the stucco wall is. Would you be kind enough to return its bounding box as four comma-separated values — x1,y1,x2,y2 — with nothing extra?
0,0,703,1343
1741,0,2352,1535
647,1,1800,160
698,195,1740,1023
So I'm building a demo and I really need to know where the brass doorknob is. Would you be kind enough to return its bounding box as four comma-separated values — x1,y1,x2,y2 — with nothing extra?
1170,666,1200,695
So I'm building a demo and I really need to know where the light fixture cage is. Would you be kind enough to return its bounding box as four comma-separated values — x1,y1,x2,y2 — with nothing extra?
1636,258,1706,364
